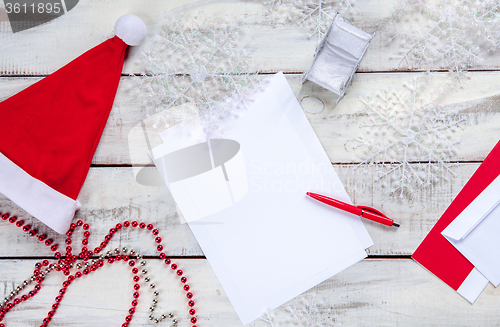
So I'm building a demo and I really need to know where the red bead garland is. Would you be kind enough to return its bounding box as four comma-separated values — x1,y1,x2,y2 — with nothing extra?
0,212,198,327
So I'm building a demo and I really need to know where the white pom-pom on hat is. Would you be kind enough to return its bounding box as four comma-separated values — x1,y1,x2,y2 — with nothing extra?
114,15,147,46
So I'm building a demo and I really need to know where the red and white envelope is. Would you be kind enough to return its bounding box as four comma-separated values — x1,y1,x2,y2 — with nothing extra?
412,141,500,303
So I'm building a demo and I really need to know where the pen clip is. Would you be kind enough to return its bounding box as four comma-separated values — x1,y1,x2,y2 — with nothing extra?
357,206,388,218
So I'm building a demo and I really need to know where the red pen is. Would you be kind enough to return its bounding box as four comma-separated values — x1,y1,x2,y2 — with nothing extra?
306,192,400,228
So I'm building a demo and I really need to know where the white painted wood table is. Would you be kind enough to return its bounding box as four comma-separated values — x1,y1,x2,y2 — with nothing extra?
1,0,500,326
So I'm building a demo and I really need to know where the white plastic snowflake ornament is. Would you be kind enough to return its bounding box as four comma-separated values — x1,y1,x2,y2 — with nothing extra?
139,16,255,134
390,0,500,82
350,78,468,198
265,0,357,42
251,294,338,326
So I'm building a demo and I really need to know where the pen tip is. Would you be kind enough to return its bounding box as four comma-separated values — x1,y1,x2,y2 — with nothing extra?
392,222,400,228
306,192,311,196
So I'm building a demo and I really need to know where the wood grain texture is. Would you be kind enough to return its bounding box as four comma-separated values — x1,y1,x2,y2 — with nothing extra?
0,163,479,257
2,0,500,324
1,72,499,166
0,258,499,327
1,0,500,75
0,72,495,257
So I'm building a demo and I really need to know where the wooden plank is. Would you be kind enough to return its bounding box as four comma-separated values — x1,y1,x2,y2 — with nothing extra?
1,72,499,165
0,163,479,257
1,0,500,75
0,0,200,75
0,258,498,326
0,167,202,258
303,72,500,165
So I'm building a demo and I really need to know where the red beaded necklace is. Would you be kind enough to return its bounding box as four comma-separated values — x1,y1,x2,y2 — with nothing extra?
0,212,198,327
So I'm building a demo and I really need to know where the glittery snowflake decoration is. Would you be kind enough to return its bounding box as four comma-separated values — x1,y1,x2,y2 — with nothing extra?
138,15,256,134
250,294,338,327
264,0,356,42
282,294,338,326
349,77,468,198
389,0,500,82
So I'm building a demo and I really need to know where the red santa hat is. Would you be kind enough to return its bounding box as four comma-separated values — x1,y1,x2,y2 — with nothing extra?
0,15,147,234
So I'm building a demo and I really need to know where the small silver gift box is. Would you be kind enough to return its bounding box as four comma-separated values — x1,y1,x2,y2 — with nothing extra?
302,13,374,102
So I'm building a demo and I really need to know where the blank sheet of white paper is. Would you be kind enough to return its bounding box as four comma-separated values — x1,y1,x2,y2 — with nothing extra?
156,73,373,324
